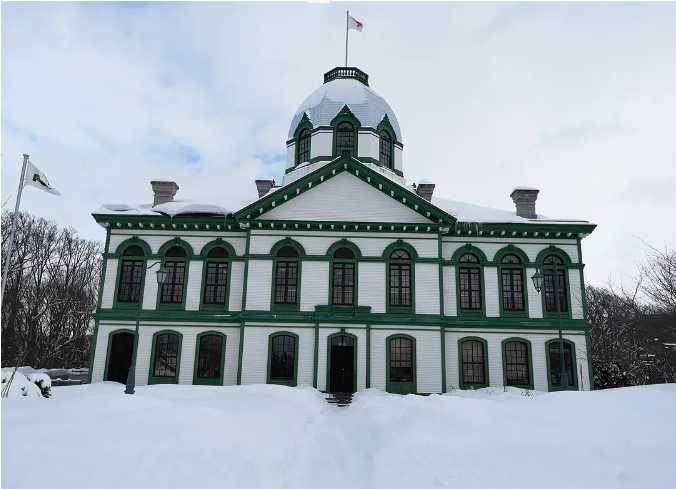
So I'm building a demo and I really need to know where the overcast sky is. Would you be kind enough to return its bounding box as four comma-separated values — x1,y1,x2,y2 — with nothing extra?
2,2,675,287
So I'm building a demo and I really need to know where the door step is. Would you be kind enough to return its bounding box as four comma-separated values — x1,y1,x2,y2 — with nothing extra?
325,392,353,407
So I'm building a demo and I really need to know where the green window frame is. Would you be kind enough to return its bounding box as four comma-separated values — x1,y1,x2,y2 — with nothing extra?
270,240,304,312
330,106,360,158
116,245,146,305
388,249,413,311
331,247,357,306
543,255,569,313
193,331,226,386
458,337,489,389
502,338,533,389
546,339,578,391
148,330,182,384
458,254,482,310
157,241,193,310
379,129,393,169
297,128,311,165
201,246,231,310
386,334,416,394
267,332,299,386
497,251,528,316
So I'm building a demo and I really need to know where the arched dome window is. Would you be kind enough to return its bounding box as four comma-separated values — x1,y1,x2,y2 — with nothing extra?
335,122,355,156
379,130,393,169
297,128,311,165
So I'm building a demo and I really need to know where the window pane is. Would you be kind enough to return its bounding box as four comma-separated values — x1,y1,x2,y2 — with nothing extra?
548,342,574,388
160,261,186,304
197,335,223,379
117,259,144,303
332,262,354,305
380,132,393,169
336,122,354,156
389,337,413,382
153,333,179,377
501,268,524,311
459,267,482,310
297,129,311,164
544,269,568,312
389,263,411,307
270,335,295,380
275,261,298,305
504,341,529,386
462,340,485,385
203,262,228,305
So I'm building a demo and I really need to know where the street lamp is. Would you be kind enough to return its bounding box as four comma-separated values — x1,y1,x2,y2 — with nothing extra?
125,261,168,395
531,263,569,390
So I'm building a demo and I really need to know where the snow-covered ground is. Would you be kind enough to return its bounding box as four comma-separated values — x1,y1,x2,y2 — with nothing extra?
2,383,675,489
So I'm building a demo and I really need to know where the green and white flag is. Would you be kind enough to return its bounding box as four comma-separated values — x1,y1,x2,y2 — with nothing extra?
23,161,60,195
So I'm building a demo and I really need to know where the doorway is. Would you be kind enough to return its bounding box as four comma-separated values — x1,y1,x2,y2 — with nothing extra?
106,331,134,383
328,334,356,393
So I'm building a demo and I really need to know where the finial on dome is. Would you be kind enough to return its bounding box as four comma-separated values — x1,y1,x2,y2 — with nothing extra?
324,67,369,86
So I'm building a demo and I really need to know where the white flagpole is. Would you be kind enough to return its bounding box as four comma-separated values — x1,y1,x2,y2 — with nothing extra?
345,10,349,67
1,154,29,302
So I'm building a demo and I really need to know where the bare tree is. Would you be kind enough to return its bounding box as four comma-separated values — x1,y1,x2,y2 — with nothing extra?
1,211,101,368
641,245,676,313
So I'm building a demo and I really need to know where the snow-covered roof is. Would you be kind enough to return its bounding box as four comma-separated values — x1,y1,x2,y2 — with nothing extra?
288,77,402,140
96,200,231,217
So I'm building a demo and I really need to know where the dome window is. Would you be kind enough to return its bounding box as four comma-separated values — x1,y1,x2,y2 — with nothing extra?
335,122,355,157
379,130,393,169
297,128,311,165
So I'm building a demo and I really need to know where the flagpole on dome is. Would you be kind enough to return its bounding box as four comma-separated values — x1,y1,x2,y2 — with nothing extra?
345,10,349,67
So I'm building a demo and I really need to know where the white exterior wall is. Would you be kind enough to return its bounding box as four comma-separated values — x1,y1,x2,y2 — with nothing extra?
240,325,314,386
100,258,118,308
358,262,386,313
92,322,240,387
228,261,245,311
394,146,403,173
310,131,332,159
569,269,584,319
526,266,543,318
483,266,500,317
370,328,442,393
286,142,295,169
246,260,272,310
301,261,329,311
185,261,202,311
415,263,440,315
444,331,590,392
443,265,457,316
357,131,379,159
142,267,158,310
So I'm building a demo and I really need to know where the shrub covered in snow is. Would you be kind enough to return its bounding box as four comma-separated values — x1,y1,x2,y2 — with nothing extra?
1,367,51,399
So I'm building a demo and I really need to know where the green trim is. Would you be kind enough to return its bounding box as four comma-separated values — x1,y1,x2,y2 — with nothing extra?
270,239,303,312
494,245,530,265
313,322,319,388
325,332,358,393
237,321,245,385
331,105,361,158
157,237,195,259
385,242,416,314
269,237,306,258
455,261,487,319
496,248,530,318
237,230,251,385
376,114,400,145
293,113,314,166
148,329,183,384
458,336,490,389
199,250,232,313
192,331,226,385
328,245,359,308
438,235,446,393
266,331,299,386
89,228,111,383
545,338,579,391
385,333,417,394
381,240,419,260
585,330,594,390
365,324,371,388
102,328,135,382
450,244,488,264
325,239,363,258
540,257,573,321
199,239,237,258
535,246,573,265
156,258,189,311
112,236,152,257
577,238,589,321
501,337,534,390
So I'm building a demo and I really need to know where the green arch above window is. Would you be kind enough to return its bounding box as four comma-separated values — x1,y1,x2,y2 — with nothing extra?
157,238,194,259
326,239,362,258
270,238,306,258
501,337,534,390
148,329,183,385
535,246,572,265
382,240,418,260
450,244,488,264
494,245,530,265
199,239,237,259
113,237,152,257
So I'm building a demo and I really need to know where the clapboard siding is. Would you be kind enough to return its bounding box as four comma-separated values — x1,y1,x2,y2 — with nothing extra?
228,261,245,311
443,265,457,316
526,267,543,318
301,262,329,311
415,263,440,314
100,258,118,308
483,266,500,317
358,262,386,313
185,261,203,311
246,260,272,310
569,269,584,319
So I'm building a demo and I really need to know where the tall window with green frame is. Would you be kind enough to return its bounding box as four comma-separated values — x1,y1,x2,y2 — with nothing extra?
297,128,311,165
152,332,180,379
459,253,482,310
274,246,299,305
335,122,355,156
379,130,393,169
547,341,576,389
195,334,223,382
500,254,525,311
461,339,487,387
504,340,530,387
389,249,412,308
160,246,187,304
269,334,296,384
332,247,355,306
116,245,145,304
543,255,568,313
203,247,229,306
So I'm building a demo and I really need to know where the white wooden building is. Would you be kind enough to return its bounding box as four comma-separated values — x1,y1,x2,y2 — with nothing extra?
89,67,596,393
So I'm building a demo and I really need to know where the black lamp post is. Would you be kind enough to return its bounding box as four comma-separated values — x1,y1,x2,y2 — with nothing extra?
531,263,569,390
125,261,168,395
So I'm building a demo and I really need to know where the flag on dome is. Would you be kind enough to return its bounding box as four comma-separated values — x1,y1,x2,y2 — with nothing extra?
23,160,61,195
348,14,363,32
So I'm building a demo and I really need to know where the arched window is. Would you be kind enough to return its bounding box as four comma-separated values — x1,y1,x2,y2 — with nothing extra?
194,333,224,385
335,122,355,156
543,255,568,313
274,246,299,306
503,339,531,388
500,254,525,311
387,335,416,394
268,333,297,385
149,331,181,384
203,247,229,306
379,130,393,169
117,245,145,304
460,338,488,388
388,249,412,309
332,247,356,306
547,340,577,390
459,253,482,311
297,128,311,165
160,246,188,305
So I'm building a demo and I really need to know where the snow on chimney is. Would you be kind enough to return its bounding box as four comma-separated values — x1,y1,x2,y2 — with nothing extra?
510,187,539,219
151,181,179,206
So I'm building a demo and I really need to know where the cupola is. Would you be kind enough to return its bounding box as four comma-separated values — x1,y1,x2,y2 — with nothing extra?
284,67,404,185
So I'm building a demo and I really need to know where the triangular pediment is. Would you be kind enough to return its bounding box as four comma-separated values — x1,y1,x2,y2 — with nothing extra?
234,157,456,226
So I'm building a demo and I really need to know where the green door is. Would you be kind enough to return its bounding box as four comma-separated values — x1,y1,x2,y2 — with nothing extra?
387,336,416,394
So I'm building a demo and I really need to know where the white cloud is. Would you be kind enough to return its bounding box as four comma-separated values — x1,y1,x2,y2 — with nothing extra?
2,2,675,286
